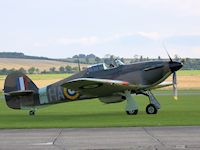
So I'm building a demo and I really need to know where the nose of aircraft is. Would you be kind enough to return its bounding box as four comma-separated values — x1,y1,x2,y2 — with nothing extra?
169,61,183,72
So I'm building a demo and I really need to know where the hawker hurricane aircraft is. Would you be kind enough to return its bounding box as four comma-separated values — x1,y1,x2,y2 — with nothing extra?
3,58,183,115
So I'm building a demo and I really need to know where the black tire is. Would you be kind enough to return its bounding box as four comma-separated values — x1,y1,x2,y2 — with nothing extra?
126,109,138,115
29,110,35,116
146,104,157,114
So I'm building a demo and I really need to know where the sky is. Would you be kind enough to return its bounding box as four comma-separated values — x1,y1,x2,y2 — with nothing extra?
0,0,200,58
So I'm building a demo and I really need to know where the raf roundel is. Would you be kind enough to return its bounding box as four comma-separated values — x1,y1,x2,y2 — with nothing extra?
63,88,79,100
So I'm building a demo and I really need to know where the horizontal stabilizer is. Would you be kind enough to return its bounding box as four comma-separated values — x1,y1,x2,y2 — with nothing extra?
4,90,34,96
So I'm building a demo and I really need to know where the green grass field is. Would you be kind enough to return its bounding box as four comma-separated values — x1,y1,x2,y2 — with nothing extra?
177,70,200,76
0,71,199,128
0,91,199,128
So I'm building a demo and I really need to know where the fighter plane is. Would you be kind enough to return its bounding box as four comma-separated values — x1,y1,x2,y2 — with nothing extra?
3,57,183,116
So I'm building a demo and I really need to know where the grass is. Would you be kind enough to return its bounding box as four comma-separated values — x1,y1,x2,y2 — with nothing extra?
0,71,199,128
27,74,71,80
0,91,200,128
177,70,200,76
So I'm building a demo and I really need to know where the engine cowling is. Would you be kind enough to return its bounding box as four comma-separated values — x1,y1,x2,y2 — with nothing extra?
99,95,125,104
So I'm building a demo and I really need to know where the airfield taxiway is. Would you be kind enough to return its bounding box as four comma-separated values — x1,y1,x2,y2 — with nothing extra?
0,126,200,150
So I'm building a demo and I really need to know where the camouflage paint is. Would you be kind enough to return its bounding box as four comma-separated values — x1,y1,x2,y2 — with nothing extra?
3,60,183,110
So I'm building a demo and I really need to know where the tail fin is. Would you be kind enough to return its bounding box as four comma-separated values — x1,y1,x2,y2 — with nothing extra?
4,72,39,109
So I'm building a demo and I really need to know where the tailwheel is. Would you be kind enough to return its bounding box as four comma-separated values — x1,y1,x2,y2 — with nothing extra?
146,104,157,114
29,110,35,116
126,109,138,115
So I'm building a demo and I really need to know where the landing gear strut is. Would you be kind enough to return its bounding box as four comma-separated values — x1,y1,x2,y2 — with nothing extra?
120,90,138,115
144,91,160,114
138,91,160,114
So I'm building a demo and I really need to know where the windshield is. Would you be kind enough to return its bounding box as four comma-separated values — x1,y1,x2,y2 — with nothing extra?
114,59,124,66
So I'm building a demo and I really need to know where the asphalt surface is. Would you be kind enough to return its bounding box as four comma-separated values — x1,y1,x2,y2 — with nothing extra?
0,126,200,150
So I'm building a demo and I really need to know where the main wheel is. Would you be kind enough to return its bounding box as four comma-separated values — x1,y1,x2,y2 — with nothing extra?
146,104,157,114
126,109,138,115
29,110,35,116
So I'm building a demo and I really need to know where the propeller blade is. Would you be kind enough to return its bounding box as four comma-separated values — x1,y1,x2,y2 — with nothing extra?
163,43,173,62
173,72,178,100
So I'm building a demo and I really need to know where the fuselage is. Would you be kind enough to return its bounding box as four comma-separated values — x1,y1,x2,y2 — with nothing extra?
3,59,183,110
39,60,182,106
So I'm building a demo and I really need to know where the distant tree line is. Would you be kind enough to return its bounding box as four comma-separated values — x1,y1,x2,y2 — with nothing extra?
72,54,96,59
1,52,200,70
0,52,52,60
182,58,200,70
0,65,80,75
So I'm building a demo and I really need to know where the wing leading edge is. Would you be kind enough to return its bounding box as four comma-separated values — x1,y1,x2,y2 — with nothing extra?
61,78,137,97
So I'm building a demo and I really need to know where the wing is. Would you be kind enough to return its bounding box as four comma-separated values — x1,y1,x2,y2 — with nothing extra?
61,78,138,97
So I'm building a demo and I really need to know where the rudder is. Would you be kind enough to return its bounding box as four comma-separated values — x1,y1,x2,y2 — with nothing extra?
3,72,39,109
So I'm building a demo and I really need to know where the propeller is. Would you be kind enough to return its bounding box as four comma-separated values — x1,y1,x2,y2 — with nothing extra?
173,72,178,100
163,42,173,62
163,43,182,100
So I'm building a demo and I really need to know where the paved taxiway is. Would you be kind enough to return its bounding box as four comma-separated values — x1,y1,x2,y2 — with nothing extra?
0,126,200,150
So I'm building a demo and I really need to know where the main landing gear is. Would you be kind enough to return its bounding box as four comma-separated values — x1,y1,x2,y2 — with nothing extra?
120,91,138,115
120,90,160,115
146,104,157,114
143,91,160,115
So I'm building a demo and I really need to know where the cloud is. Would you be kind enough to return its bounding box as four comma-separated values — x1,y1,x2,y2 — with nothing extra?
31,32,200,59
138,32,161,40
55,32,159,46
57,36,99,45
121,0,200,17
33,42,48,47
55,34,128,46
191,47,200,56
169,0,200,17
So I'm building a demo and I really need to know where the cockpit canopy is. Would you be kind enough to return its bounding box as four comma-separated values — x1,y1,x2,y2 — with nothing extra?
87,63,107,73
86,59,124,73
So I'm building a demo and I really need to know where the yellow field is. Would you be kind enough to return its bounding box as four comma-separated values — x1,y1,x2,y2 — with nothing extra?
0,58,87,71
165,75,200,89
0,74,66,90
